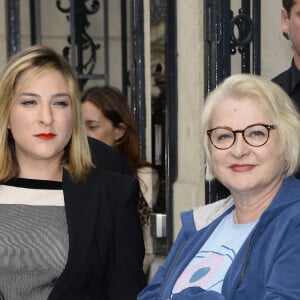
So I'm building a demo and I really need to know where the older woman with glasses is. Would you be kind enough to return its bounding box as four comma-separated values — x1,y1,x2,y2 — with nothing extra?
138,73,300,300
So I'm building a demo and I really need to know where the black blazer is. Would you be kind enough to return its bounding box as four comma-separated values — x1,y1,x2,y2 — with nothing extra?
88,137,132,175
273,67,300,179
272,63,300,111
272,67,291,96
48,167,146,299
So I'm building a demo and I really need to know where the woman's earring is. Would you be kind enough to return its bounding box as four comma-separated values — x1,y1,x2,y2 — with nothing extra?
282,31,289,40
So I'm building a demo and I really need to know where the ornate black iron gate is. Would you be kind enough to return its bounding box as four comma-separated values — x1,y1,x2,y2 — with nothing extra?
204,0,261,204
6,0,117,90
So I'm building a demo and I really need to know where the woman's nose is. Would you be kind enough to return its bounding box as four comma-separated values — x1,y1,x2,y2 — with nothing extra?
230,133,250,157
38,105,54,126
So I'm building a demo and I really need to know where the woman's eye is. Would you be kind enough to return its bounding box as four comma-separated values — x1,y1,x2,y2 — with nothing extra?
85,122,100,130
21,99,37,105
217,133,232,141
54,100,69,107
249,130,266,137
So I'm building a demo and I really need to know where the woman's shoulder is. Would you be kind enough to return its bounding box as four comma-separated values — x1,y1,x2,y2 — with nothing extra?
137,166,159,206
91,167,137,187
86,168,140,209
137,166,157,175
88,137,132,175
137,166,159,184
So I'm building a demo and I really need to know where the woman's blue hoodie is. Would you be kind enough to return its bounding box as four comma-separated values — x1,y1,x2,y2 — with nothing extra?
138,176,300,300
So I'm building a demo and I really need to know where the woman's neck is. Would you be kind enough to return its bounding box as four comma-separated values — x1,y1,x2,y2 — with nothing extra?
232,178,284,224
17,159,63,182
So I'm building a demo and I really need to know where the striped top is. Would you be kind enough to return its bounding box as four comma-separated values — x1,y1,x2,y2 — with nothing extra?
0,178,69,300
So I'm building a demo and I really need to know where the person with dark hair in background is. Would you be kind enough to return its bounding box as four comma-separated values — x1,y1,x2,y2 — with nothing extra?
272,0,300,109
138,74,300,299
0,44,145,299
81,86,159,278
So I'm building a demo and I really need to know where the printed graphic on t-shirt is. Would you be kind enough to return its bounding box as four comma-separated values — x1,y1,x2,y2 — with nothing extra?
172,245,235,293
171,211,258,297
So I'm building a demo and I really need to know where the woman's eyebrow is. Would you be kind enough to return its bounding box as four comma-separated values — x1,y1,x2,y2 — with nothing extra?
19,92,71,98
52,93,71,98
19,92,39,97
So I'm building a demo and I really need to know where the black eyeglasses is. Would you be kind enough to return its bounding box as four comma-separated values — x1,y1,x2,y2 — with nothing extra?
207,123,277,150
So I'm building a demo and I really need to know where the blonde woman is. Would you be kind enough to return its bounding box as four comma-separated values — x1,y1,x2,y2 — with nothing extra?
139,74,300,299
0,45,145,299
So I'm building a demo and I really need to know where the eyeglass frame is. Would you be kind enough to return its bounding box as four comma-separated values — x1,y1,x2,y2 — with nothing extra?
206,123,277,150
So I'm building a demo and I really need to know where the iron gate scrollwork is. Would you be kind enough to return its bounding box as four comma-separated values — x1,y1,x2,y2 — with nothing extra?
204,0,261,204
56,0,107,90
6,0,111,91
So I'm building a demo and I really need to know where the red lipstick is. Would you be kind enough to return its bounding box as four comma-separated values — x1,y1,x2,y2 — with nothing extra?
230,164,255,172
35,133,56,140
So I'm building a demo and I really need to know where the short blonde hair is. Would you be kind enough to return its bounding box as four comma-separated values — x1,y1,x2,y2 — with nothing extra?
201,73,300,180
0,45,93,181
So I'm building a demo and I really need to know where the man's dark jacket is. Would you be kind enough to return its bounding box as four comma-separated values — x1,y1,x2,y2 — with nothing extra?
272,62,300,111
272,68,291,95
273,67,300,178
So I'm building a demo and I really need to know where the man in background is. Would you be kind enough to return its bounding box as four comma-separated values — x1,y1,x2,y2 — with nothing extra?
273,0,300,110
273,0,300,179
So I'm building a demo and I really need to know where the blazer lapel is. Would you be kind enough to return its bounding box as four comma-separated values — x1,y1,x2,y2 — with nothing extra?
48,168,99,299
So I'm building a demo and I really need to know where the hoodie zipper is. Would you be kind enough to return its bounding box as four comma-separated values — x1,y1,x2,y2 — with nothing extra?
159,240,187,300
236,226,258,289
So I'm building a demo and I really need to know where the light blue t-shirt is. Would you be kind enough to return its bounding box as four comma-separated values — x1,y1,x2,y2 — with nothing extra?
172,211,258,296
